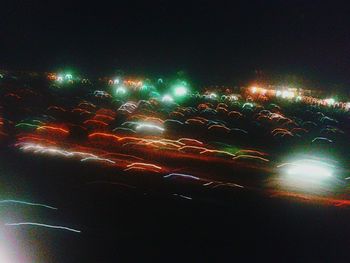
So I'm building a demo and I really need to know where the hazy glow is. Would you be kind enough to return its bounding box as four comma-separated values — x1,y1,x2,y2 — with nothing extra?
286,160,332,178
0,230,26,263
162,94,174,103
0,244,13,263
174,86,188,96
277,158,337,194
65,73,73,80
325,98,335,106
346,102,350,110
116,86,127,95
281,90,294,99
230,95,238,101
251,86,257,93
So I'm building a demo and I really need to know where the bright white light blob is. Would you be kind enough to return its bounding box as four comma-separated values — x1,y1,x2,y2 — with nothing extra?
0,244,14,263
0,228,28,263
345,102,350,110
277,158,337,195
174,86,188,96
281,90,294,99
0,244,12,263
325,98,335,106
285,160,332,178
251,87,257,94
116,86,127,95
276,90,282,97
162,94,174,103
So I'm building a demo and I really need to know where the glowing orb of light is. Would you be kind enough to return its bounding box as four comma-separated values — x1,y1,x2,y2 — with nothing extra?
174,86,188,97
0,230,27,263
276,90,282,97
115,86,127,96
276,158,338,195
251,86,257,94
325,98,335,106
282,90,289,98
285,160,333,178
162,94,174,103
57,75,64,82
0,245,12,263
114,78,120,85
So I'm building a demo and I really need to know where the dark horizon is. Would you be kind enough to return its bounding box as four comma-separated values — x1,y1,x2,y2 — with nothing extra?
1,0,350,87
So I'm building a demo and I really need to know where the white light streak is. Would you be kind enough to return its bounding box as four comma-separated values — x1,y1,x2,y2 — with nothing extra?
0,200,57,210
164,173,200,180
5,222,81,233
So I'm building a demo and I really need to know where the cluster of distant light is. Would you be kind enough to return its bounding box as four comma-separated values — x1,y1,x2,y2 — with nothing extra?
46,69,350,110
249,86,350,110
9,72,350,208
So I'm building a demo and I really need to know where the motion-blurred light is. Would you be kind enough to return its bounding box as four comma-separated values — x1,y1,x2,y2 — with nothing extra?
116,86,127,95
162,94,174,103
174,86,188,97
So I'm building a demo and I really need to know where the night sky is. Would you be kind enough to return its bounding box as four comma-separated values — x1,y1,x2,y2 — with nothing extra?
1,0,350,86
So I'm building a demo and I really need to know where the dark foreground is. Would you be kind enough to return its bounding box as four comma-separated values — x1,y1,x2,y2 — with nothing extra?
1,148,350,263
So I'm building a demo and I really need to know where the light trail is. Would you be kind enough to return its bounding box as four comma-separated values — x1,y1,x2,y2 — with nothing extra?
80,156,116,164
164,173,200,180
135,123,165,132
200,149,236,157
17,142,115,164
36,126,69,134
127,162,162,170
232,155,270,162
5,222,81,233
84,119,109,126
173,194,193,200
212,183,244,189
0,200,57,210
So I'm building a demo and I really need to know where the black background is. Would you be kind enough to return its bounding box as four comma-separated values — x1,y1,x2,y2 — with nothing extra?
1,0,350,86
